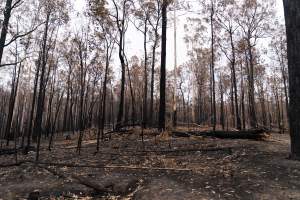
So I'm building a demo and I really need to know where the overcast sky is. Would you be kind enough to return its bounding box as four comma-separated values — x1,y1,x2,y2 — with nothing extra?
72,0,285,70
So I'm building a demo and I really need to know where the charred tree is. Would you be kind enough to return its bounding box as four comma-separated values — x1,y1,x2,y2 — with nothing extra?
158,0,168,131
283,0,300,159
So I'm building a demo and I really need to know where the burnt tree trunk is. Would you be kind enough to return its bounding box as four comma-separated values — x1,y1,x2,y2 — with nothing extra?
240,64,246,130
158,0,167,131
116,15,126,130
150,20,159,127
76,38,87,155
247,38,257,128
97,44,112,151
34,12,50,161
5,61,21,146
0,0,13,65
143,17,149,129
219,76,225,130
283,0,300,159
229,30,241,130
210,0,216,131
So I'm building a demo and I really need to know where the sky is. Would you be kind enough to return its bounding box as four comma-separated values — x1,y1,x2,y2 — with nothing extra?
0,0,286,85
71,0,285,71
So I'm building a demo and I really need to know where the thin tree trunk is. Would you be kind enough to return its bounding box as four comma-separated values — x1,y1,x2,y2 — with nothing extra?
247,38,257,128
230,31,241,130
240,64,246,130
116,19,126,130
34,12,50,161
143,18,148,129
219,76,225,130
210,1,216,131
25,55,41,153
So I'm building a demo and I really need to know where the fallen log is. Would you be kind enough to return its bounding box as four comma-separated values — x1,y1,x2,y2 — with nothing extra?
39,164,140,196
72,176,113,194
38,164,111,194
172,131,192,138
173,129,268,140
202,129,268,140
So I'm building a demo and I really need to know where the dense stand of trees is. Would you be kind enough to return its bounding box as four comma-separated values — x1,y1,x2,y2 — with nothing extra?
0,0,299,160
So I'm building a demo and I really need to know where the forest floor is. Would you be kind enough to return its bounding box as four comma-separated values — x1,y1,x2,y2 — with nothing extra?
1,126,300,200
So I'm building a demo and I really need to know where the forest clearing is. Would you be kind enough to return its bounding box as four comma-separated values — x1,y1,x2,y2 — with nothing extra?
1,0,300,199
1,126,300,199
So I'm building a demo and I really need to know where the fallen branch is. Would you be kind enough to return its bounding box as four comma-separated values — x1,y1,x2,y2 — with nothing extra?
37,164,111,194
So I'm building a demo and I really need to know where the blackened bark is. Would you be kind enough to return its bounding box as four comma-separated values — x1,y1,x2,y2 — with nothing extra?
259,86,267,127
150,22,159,127
143,17,148,128
62,64,72,132
48,90,64,150
149,1,161,127
219,77,225,130
229,31,241,130
210,1,216,131
273,85,282,133
97,46,111,151
5,62,21,145
283,0,300,159
116,27,126,130
34,12,50,161
247,38,257,128
158,1,167,131
77,38,87,155
0,0,13,65
240,64,246,130
25,56,41,153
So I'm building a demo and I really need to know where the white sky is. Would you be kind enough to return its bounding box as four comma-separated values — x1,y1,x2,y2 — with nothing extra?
72,0,285,70
0,0,286,85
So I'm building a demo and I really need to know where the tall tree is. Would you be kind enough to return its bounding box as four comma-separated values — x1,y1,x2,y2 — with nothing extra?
132,0,153,128
88,0,116,151
34,0,69,161
271,24,289,123
0,0,42,67
158,0,170,131
112,0,132,130
237,0,274,128
283,0,300,159
216,0,241,130
148,0,161,127
210,0,217,131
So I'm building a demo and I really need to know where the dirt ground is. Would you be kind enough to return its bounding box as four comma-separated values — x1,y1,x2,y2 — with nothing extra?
1,127,300,200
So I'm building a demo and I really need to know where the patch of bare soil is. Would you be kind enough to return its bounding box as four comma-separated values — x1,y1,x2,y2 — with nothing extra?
1,128,300,200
